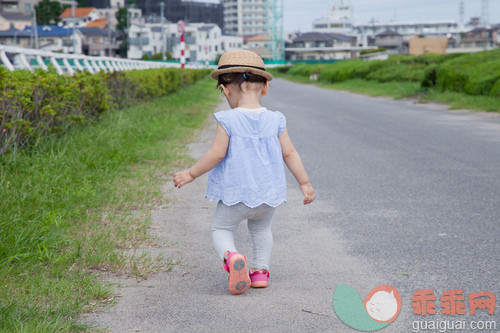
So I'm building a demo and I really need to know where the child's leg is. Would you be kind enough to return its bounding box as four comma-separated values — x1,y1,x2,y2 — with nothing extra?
211,201,247,260
247,204,275,270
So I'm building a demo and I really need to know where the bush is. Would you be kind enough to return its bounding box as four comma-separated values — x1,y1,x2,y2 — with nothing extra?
435,49,500,96
0,67,210,155
286,49,500,98
273,65,292,74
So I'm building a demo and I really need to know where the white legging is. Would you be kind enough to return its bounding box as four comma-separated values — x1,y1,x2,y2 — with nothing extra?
211,201,276,270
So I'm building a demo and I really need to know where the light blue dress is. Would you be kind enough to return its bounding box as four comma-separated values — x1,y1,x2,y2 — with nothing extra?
206,107,287,208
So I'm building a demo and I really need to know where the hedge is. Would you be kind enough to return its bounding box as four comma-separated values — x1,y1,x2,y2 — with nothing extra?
0,67,210,155
286,49,500,97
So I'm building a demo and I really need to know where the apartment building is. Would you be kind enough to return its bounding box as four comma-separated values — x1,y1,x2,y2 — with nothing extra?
0,0,37,14
222,0,269,37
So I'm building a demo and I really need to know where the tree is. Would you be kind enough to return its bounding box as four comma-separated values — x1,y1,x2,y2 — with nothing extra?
35,0,64,25
115,7,129,58
115,7,128,32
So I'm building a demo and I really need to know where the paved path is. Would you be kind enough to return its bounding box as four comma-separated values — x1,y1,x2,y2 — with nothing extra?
84,79,500,332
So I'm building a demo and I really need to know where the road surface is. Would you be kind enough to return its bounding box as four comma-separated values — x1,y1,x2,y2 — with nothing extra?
84,79,500,332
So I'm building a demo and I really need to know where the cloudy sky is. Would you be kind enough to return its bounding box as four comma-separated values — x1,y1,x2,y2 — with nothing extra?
200,0,500,32
284,0,500,32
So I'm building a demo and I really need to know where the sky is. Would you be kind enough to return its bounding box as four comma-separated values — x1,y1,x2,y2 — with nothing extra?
284,0,500,32
198,0,500,33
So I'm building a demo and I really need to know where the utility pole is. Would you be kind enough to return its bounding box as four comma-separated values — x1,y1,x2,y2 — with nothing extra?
459,0,464,32
161,1,165,60
72,0,76,53
32,8,39,48
107,8,112,56
481,0,489,27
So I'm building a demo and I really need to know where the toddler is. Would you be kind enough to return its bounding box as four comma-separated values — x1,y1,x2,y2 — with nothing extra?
174,49,314,295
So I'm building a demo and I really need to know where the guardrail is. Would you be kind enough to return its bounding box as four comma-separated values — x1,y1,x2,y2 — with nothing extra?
0,44,179,75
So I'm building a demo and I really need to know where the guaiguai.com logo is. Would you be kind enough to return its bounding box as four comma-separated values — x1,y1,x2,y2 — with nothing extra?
333,284,402,331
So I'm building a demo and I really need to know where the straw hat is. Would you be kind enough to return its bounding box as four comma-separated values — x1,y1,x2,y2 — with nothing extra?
210,49,273,81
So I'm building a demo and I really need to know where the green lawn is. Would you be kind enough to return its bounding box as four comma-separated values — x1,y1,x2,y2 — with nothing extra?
0,77,220,332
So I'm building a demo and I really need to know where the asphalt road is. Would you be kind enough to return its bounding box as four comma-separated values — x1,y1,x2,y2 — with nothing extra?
84,79,500,332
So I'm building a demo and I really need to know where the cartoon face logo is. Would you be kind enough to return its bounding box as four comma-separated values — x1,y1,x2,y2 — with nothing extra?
333,284,402,331
364,289,400,322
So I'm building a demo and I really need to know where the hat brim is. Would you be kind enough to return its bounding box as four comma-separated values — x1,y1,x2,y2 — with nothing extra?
210,66,273,81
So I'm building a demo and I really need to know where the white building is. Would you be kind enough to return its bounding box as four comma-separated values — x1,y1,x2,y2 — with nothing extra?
222,0,269,36
221,34,244,52
128,22,243,63
127,23,158,59
59,7,101,28
311,1,470,50
312,0,353,35
354,21,464,47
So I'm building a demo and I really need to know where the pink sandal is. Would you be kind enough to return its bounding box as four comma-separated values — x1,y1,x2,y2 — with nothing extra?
222,251,251,295
249,269,270,288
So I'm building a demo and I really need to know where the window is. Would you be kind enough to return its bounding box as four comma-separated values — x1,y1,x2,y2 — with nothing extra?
25,4,31,11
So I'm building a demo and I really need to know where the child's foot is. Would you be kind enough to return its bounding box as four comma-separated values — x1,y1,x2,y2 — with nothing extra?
249,269,270,288
223,251,251,295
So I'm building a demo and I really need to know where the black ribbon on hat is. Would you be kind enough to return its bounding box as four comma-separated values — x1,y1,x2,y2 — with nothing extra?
218,64,267,71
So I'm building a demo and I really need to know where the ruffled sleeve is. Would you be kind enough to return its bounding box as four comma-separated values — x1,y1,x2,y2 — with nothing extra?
276,111,286,136
214,111,230,136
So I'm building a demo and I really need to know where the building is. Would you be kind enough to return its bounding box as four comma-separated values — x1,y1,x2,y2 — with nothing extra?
0,0,37,14
17,25,84,53
0,10,31,31
79,27,120,56
222,0,269,37
459,27,497,50
312,0,353,35
127,21,243,63
374,30,405,54
132,0,223,29
286,32,358,61
59,7,101,28
80,0,126,8
221,34,243,53
354,21,463,48
409,37,448,55
0,27,32,47
245,34,271,59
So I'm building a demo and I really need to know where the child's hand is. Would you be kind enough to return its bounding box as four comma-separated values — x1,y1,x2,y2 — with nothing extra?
300,183,315,205
173,169,195,189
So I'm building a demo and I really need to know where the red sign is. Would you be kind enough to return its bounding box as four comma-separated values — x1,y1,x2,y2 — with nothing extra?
177,20,185,34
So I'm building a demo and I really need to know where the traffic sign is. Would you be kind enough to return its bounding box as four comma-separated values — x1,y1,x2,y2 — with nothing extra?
177,20,185,34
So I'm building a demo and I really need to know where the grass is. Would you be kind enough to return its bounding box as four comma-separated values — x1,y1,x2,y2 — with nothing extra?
0,77,220,332
270,70,500,113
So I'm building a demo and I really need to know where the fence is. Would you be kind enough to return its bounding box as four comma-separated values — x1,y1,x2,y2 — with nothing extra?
0,44,179,75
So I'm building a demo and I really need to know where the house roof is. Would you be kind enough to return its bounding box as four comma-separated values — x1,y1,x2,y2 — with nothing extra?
85,18,107,28
294,32,334,42
0,11,31,21
0,27,32,37
79,27,110,36
376,29,400,37
329,33,356,42
198,24,216,32
60,7,96,18
246,34,269,42
23,25,75,37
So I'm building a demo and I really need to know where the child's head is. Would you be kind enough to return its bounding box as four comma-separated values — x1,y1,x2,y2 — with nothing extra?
210,50,273,91
211,50,272,108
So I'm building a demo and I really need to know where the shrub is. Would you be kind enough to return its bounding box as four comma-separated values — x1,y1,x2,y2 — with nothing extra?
434,49,500,95
0,67,210,155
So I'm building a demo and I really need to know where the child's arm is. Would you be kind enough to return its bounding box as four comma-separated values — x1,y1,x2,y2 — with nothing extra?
279,128,315,205
173,123,229,189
